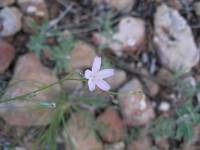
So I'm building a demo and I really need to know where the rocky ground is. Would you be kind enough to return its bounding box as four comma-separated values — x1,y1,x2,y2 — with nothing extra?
1,0,200,150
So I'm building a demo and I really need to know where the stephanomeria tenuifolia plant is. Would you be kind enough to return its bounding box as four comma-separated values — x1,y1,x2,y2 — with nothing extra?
37,56,115,149
0,56,115,149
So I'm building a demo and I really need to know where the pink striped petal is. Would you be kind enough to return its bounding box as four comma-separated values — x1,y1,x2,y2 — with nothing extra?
96,80,110,91
88,80,96,91
92,56,101,73
98,69,114,79
84,69,92,79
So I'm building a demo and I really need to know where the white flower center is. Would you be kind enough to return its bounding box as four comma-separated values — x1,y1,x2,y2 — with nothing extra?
91,74,99,81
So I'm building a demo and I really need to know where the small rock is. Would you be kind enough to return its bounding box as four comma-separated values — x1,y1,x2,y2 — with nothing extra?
154,4,199,72
0,7,22,36
155,138,170,150
17,0,48,19
0,53,61,126
104,142,125,150
96,107,126,143
0,0,15,7
93,17,145,56
106,69,127,90
127,136,152,150
156,68,173,85
142,77,159,97
93,0,136,12
64,113,103,150
158,101,171,112
62,74,82,92
167,0,193,10
22,16,36,34
14,147,27,150
68,41,96,71
118,79,155,126
194,2,200,17
0,40,15,73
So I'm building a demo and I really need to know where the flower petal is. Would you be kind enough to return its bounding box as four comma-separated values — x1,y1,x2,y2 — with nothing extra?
98,69,114,79
84,69,92,79
88,80,96,91
96,80,111,91
92,56,101,73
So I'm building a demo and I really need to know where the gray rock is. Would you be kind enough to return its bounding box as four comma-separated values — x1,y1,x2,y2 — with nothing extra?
104,142,125,150
0,7,22,36
154,4,199,72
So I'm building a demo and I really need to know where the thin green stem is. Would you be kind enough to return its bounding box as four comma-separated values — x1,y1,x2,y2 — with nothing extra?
108,90,143,96
0,74,85,103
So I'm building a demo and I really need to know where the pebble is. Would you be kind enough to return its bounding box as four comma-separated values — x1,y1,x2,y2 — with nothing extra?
0,0,15,7
63,112,103,150
142,77,159,97
106,69,127,90
0,7,22,36
62,74,83,92
104,142,125,150
92,0,136,12
17,0,48,19
68,41,96,72
93,17,145,56
118,79,155,126
194,2,200,17
0,40,15,73
96,107,126,143
158,101,170,112
127,136,152,150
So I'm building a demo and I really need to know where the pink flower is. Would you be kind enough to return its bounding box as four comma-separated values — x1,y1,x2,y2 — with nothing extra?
84,57,114,91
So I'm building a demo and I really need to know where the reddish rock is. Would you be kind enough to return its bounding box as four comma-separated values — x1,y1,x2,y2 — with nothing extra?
155,138,170,150
0,40,15,73
118,79,155,126
127,136,152,150
93,17,145,56
0,53,61,126
0,0,15,7
68,41,96,71
106,69,127,90
96,107,126,143
64,113,103,150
